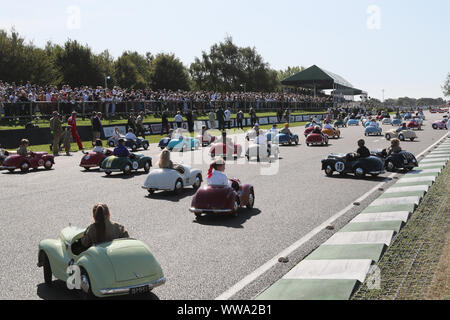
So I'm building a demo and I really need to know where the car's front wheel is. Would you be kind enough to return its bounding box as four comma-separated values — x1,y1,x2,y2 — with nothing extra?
385,134,391,141
79,268,94,300
123,164,132,175
173,178,183,194
144,161,151,173
20,162,30,173
232,198,240,217
399,134,405,141
143,143,149,150
325,165,334,177
42,252,52,286
354,167,366,178
193,174,202,190
44,160,53,170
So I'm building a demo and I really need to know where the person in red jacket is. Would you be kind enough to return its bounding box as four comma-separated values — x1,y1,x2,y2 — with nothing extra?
68,111,84,150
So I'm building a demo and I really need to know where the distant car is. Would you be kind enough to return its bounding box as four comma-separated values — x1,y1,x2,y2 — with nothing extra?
38,226,165,298
196,133,217,147
142,165,202,194
364,125,383,136
322,127,341,139
273,133,300,145
385,128,417,142
403,112,412,120
245,129,266,141
382,118,392,125
321,153,385,178
432,120,448,130
306,133,329,146
158,137,172,150
305,122,322,129
189,179,255,218
333,119,347,128
438,109,446,113
100,153,152,175
430,108,438,113
376,115,385,121
0,152,54,173
371,149,418,172
80,149,113,170
107,135,149,151
167,137,200,152
347,119,359,126
246,142,279,161
407,120,422,130
392,118,403,126
209,142,243,159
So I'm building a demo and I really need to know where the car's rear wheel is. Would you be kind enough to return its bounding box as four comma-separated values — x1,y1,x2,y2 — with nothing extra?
105,170,112,176
246,190,255,209
232,198,240,217
354,167,366,178
195,142,200,150
131,144,138,151
8,169,15,173
79,268,94,300
193,174,202,190
399,134,405,141
20,162,30,173
386,161,395,172
42,252,52,286
295,137,299,145
325,165,334,177
174,178,183,194
84,167,90,171
143,143,149,150
144,161,151,173
385,134,391,141
44,160,53,170
410,138,415,142
432,124,438,130
123,164,132,175
148,189,155,195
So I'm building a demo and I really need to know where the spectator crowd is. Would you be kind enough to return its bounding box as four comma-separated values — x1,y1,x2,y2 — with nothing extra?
0,80,333,119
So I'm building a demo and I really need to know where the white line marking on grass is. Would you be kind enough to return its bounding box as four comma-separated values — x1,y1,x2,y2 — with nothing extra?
215,132,449,300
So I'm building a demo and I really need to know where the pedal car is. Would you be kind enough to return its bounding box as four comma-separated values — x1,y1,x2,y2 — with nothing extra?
158,137,172,150
305,122,322,129
0,152,54,173
0,149,10,166
407,119,422,130
38,226,165,298
142,165,202,194
246,143,279,161
403,112,412,120
245,128,266,141
273,133,300,145
392,118,403,126
108,135,149,151
195,133,217,147
209,142,242,159
167,136,200,151
306,133,329,146
100,153,152,175
333,119,347,128
385,128,417,142
322,127,340,139
371,150,418,172
364,124,383,136
80,149,113,170
189,178,255,218
432,120,448,130
321,153,385,178
304,126,315,137
382,118,392,125
430,108,438,113
347,119,359,126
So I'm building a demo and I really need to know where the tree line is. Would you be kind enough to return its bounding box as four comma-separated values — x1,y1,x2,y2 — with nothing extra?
0,30,302,92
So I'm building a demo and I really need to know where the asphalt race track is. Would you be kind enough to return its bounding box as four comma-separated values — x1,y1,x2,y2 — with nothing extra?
0,112,448,300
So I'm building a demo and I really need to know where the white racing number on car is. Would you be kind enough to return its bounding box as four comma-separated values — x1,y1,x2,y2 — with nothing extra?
132,161,139,170
335,162,345,173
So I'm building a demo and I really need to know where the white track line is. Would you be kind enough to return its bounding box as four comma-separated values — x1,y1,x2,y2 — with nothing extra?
215,132,449,300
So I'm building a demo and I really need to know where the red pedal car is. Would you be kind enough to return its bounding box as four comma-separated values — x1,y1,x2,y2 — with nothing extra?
79,149,113,170
196,134,217,147
407,120,422,130
0,152,54,173
306,133,329,146
304,126,315,137
189,179,255,218
209,143,242,159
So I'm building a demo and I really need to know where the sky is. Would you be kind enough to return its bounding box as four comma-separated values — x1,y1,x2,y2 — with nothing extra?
1,0,449,100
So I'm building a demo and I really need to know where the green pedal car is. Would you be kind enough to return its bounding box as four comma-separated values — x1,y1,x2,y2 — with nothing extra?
38,226,165,298
100,153,152,175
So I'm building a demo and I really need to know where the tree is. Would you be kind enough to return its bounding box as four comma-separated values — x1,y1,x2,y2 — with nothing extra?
443,73,450,97
114,51,151,89
150,53,190,91
189,36,277,92
54,40,103,87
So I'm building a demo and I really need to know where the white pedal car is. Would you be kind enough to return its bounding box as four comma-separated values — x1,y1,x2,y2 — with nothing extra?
381,118,392,125
246,143,279,161
142,165,202,194
245,129,267,141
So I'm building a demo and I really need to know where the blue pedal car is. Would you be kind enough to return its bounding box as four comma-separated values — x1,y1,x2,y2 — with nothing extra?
392,118,402,126
167,137,201,151
364,125,383,136
158,137,171,150
275,133,300,145
347,119,359,126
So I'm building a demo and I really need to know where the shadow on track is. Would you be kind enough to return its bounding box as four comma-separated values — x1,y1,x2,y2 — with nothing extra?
36,280,160,300
193,208,262,229
100,171,148,180
324,174,393,182
145,188,197,202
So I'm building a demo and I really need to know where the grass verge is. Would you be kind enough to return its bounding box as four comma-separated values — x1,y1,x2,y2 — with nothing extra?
352,162,450,300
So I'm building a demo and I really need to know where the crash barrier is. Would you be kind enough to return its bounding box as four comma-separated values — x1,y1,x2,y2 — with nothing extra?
0,100,332,121
0,113,329,148
255,135,450,300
